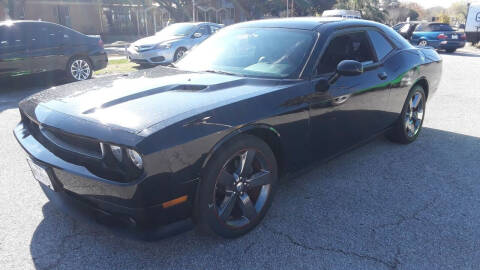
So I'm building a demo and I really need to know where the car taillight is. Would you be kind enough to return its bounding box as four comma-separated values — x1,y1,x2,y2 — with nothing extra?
461,33,466,40
99,39,104,48
437,33,447,39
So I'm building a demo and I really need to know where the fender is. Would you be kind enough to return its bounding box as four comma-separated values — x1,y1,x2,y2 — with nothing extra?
200,123,281,170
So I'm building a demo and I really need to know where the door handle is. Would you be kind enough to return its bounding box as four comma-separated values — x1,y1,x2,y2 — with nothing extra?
378,72,388,80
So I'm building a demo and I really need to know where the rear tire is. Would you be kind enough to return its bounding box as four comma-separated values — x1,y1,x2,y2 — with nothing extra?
387,85,426,144
196,134,278,238
418,40,428,47
445,48,456,53
66,56,92,81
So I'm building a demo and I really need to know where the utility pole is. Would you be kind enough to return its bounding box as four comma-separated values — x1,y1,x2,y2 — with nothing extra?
286,0,289,17
192,0,196,22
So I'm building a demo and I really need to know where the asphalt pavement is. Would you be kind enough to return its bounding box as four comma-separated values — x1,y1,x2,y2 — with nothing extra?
1,47,480,270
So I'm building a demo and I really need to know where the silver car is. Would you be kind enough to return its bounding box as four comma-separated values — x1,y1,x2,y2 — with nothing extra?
126,22,222,65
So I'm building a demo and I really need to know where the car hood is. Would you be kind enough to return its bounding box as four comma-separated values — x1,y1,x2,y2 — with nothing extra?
19,67,283,136
132,35,183,46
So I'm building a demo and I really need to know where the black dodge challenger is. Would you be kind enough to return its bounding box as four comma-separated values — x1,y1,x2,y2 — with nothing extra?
14,18,442,239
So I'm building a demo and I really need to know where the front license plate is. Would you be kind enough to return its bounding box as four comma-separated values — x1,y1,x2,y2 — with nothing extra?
451,35,458,39
27,159,54,190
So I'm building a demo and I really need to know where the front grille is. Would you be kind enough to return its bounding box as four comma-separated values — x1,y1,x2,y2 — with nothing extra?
25,117,102,159
135,45,154,52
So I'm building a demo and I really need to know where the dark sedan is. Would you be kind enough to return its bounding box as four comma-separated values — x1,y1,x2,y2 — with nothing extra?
14,18,442,239
0,21,107,81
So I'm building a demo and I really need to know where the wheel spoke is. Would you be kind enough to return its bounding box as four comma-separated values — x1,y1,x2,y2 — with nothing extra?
238,193,257,220
217,168,236,191
246,169,271,188
237,150,255,176
218,192,238,221
415,110,424,121
412,94,421,109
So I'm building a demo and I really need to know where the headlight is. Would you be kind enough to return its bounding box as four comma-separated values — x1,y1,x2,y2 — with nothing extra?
110,145,123,162
127,149,143,169
154,43,172,50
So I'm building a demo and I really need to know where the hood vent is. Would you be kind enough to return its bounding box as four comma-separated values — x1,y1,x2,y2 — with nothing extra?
171,84,208,91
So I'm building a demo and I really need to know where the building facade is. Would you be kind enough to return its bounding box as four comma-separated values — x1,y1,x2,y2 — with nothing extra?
2,0,247,36
5,0,170,36
194,0,247,25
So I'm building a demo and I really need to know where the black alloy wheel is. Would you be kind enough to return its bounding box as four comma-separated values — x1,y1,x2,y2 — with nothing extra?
387,85,426,144
196,135,278,238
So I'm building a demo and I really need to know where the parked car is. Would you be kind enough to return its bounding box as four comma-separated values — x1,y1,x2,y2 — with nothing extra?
126,22,223,66
0,21,107,81
396,22,466,52
14,17,442,239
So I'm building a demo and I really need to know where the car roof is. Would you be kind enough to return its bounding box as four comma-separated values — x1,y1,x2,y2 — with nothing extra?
231,17,387,31
1,20,55,25
171,22,220,26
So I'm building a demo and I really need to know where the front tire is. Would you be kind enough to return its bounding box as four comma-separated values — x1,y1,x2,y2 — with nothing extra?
67,56,92,81
196,135,278,238
387,86,426,144
445,48,456,53
173,48,187,62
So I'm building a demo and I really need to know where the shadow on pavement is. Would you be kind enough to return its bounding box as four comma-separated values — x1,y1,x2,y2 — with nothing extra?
29,127,480,269
0,72,71,113
439,51,480,57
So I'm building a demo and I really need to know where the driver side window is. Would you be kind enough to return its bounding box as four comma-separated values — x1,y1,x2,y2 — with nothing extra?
195,25,210,36
317,31,375,75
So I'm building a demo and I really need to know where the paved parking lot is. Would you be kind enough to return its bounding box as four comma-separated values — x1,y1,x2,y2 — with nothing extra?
1,48,480,270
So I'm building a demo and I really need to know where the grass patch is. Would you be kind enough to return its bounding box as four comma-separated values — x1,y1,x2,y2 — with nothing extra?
94,58,140,76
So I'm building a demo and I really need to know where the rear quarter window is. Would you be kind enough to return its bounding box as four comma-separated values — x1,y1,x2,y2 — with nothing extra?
429,24,454,31
367,30,394,60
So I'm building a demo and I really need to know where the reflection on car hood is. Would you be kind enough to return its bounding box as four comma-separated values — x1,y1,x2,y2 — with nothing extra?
132,35,183,46
20,67,282,135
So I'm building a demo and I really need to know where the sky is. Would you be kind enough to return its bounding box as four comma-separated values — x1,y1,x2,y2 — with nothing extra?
401,0,458,8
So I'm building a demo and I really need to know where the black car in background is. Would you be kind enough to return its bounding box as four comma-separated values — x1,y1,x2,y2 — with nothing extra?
0,21,107,82
14,18,442,239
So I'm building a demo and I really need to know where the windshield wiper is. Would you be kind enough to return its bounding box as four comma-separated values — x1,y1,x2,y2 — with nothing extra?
203,70,241,76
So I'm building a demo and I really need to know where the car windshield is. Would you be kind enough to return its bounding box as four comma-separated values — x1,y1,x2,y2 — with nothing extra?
156,23,195,36
175,27,316,79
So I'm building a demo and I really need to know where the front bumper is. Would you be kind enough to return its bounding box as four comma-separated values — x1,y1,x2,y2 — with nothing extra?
126,46,175,65
14,122,195,239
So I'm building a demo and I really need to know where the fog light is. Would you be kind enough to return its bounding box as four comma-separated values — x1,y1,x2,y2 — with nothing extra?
110,145,123,162
127,149,143,169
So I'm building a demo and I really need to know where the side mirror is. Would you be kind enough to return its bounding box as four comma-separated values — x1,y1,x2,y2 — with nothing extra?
193,32,203,38
336,60,363,76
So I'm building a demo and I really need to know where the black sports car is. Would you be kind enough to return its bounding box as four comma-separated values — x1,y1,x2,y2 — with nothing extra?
14,18,442,239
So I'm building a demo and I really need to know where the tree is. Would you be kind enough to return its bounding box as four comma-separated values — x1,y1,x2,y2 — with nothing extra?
335,0,387,22
447,1,468,22
438,13,450,24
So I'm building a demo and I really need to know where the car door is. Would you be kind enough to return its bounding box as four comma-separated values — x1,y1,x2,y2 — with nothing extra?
308,29,393,159
24,23,64,73
0,24,29,77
